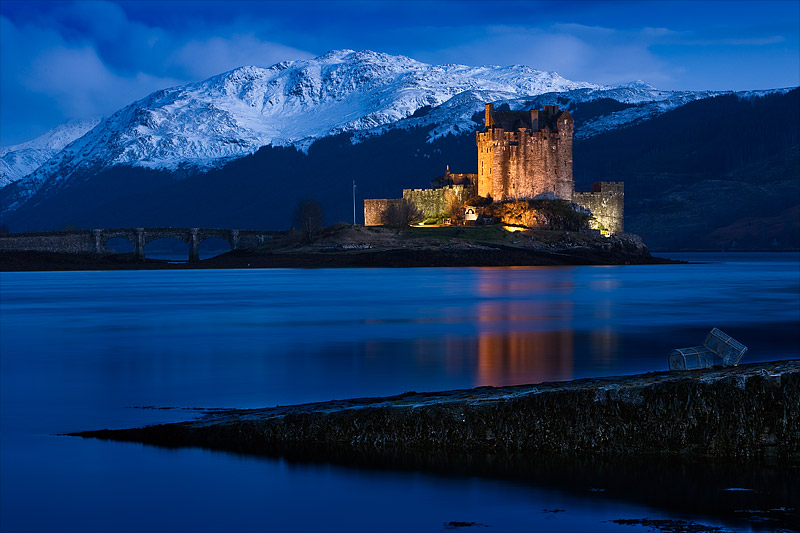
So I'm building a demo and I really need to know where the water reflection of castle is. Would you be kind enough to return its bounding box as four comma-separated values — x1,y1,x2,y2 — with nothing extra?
474,270,575,386
476,331,574,386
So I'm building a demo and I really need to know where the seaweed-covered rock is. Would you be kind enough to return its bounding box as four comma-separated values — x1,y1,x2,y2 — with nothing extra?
75,360,800,463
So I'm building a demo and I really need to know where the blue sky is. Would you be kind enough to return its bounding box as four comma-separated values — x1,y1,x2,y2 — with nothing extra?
2,0,798,146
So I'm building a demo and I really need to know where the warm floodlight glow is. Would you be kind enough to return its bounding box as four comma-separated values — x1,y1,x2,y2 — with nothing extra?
503,225,524,233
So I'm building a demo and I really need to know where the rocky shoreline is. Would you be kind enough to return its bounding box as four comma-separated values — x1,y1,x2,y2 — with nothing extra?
74,360,800,462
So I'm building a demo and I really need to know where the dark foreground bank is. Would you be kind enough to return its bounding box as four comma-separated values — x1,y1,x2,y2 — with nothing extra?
75,360,799,461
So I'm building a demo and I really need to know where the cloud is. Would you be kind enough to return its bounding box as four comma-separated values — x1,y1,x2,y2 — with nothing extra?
0,2,315,145
414,24,679,86
170,34,314,79
24,45,183,117
1,13,182,122
673,36,787,46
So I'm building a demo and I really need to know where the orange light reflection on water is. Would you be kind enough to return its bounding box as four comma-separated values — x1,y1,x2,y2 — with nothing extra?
476,330,574,386
473,268,575,387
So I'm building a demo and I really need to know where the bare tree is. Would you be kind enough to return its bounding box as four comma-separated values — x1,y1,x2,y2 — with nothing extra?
382,199,423,227
446,194,464,224
292,200,324,242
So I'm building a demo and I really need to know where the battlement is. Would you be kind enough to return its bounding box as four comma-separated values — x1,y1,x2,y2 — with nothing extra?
483,103,572,134
591,181,624,194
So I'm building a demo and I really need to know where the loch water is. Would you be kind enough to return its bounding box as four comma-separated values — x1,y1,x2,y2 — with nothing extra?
1,253,798,532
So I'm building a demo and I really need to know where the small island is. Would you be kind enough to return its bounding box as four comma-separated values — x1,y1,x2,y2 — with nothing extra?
0,223,671,271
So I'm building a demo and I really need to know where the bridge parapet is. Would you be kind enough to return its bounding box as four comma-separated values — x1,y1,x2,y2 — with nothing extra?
0,228,278,262
0,230,97,255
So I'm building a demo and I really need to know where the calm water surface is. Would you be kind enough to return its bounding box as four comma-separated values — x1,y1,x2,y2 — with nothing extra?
1,253,798,532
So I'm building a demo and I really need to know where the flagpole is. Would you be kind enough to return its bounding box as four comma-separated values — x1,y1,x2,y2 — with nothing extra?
352,180,356,226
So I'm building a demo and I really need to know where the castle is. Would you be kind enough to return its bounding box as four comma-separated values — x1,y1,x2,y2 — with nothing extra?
478,103,574,201
364,103,624,236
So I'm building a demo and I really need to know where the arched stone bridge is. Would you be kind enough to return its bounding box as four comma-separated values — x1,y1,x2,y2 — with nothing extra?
0,228,277,262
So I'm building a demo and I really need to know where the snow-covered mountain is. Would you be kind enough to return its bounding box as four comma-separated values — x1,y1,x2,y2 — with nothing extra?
30,50,602,171
352,85,724,143
0,49,602,213
0,118,100,188
1,49,793,219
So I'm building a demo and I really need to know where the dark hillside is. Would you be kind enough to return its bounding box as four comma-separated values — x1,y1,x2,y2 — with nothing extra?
4,128,477,231
574,89,800,250
4,90,798,250
574,89,799,181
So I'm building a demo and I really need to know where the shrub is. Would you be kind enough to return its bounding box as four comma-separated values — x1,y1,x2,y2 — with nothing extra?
382,199,423,227
483,199,590,231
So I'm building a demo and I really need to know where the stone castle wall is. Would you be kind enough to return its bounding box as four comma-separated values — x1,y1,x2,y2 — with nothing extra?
477,105,573,202
364,198,401,226
403,183,477,220
364,183,477,226
574,182,625,236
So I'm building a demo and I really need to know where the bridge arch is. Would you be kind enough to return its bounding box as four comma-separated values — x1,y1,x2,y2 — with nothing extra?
143,237,190,261
97,228,246,262
104,236,135,254
198,237,233,259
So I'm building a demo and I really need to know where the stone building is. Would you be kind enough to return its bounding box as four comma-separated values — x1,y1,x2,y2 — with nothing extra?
477,104,574,201
364,102,624,235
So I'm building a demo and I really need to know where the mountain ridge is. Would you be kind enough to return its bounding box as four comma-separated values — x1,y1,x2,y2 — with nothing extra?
0,118,100,188
1,49,605,214
7,48,789,211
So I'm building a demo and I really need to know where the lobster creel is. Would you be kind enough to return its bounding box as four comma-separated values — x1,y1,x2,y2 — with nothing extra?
704,327,748,366
669,346,716,370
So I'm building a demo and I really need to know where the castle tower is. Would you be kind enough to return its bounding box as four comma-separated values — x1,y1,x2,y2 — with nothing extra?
476,103,574,201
